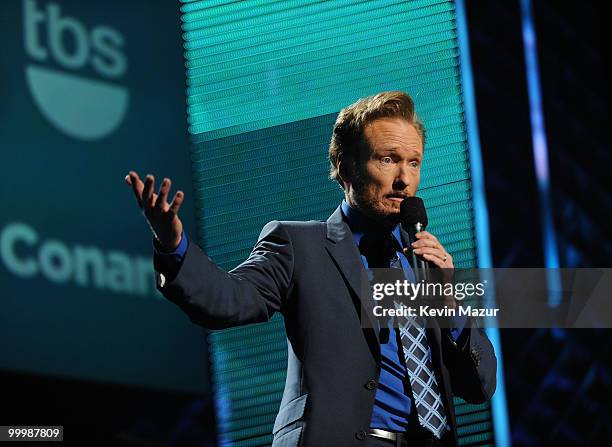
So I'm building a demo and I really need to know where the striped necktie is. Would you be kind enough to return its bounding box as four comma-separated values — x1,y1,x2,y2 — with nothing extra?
390,248,448,439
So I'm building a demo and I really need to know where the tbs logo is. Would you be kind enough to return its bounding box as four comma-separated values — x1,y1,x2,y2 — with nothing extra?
23,0,129,141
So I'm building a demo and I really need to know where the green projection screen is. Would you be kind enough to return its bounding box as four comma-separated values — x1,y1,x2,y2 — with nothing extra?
181,0,493,445
0,0,208,395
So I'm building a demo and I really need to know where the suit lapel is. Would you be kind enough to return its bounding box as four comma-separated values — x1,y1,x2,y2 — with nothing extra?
324,206,380,346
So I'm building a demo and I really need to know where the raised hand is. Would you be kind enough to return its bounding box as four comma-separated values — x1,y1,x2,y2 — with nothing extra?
125,171,184,251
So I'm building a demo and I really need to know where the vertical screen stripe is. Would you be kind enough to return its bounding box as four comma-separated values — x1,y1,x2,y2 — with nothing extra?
454,0,511,446
520,0,561,308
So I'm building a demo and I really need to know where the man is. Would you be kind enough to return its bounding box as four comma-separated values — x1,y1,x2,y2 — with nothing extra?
126,91,496,447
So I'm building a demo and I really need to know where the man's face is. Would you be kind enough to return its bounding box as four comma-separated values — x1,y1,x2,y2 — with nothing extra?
345,117,423,225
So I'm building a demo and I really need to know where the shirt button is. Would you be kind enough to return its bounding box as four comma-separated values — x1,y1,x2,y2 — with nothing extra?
355,430,367,441
365,378,377,390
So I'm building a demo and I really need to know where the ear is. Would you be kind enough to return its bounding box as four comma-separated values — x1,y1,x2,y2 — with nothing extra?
337,159,351,190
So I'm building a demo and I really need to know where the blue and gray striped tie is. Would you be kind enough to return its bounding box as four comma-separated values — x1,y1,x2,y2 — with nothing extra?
390,252,448,439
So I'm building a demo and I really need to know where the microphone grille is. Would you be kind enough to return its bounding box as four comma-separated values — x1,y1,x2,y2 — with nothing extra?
400,196,428,228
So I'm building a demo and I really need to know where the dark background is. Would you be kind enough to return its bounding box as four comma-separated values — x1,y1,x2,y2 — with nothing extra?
1,1,610,446
468,1,611,445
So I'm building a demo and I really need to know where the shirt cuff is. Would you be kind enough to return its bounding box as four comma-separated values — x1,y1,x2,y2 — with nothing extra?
153,231,188,279
153,231,188,256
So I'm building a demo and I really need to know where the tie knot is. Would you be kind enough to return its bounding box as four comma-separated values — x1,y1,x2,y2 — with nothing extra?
359,232,399,267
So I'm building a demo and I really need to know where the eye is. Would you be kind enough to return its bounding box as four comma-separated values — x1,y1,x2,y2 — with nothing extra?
409,160,420,168
381,156,394,165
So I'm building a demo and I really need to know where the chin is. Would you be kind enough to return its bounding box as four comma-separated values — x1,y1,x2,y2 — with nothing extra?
385,202,402,213
370,205,400,225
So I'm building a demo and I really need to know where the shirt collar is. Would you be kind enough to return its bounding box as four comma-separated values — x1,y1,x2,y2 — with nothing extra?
341,199,404,248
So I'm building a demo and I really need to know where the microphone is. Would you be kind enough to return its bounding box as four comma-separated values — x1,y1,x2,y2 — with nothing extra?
400,197,430,282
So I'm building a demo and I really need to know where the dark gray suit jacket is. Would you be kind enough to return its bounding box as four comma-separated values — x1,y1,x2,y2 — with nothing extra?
155,205,497,447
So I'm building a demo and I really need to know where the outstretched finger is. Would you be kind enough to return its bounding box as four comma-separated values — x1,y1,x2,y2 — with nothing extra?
169,190,184,215
155,178,171,211
412,238,441,249
416,231,439,243
125,171,145,208
142,175,156,209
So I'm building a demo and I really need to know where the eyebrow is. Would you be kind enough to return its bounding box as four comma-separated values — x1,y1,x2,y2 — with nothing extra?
379,147,422,157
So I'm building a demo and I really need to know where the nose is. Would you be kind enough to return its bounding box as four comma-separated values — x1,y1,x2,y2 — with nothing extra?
393,162,411,190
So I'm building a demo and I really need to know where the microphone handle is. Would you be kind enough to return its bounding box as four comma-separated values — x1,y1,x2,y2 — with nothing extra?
412,251,429,282
403,222,430,283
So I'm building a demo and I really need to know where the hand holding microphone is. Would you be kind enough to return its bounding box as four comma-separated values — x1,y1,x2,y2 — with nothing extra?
400,197,454,271
400,197,456,310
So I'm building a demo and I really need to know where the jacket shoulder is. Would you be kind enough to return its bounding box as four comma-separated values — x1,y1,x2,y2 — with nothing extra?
257,219,326,243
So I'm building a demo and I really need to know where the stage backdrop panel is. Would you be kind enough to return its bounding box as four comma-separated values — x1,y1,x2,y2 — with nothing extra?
182,0,494,445
0,0,209,395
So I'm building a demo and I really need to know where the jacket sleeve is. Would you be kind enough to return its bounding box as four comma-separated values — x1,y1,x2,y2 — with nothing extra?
155,220,294,330
441,319,497,404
